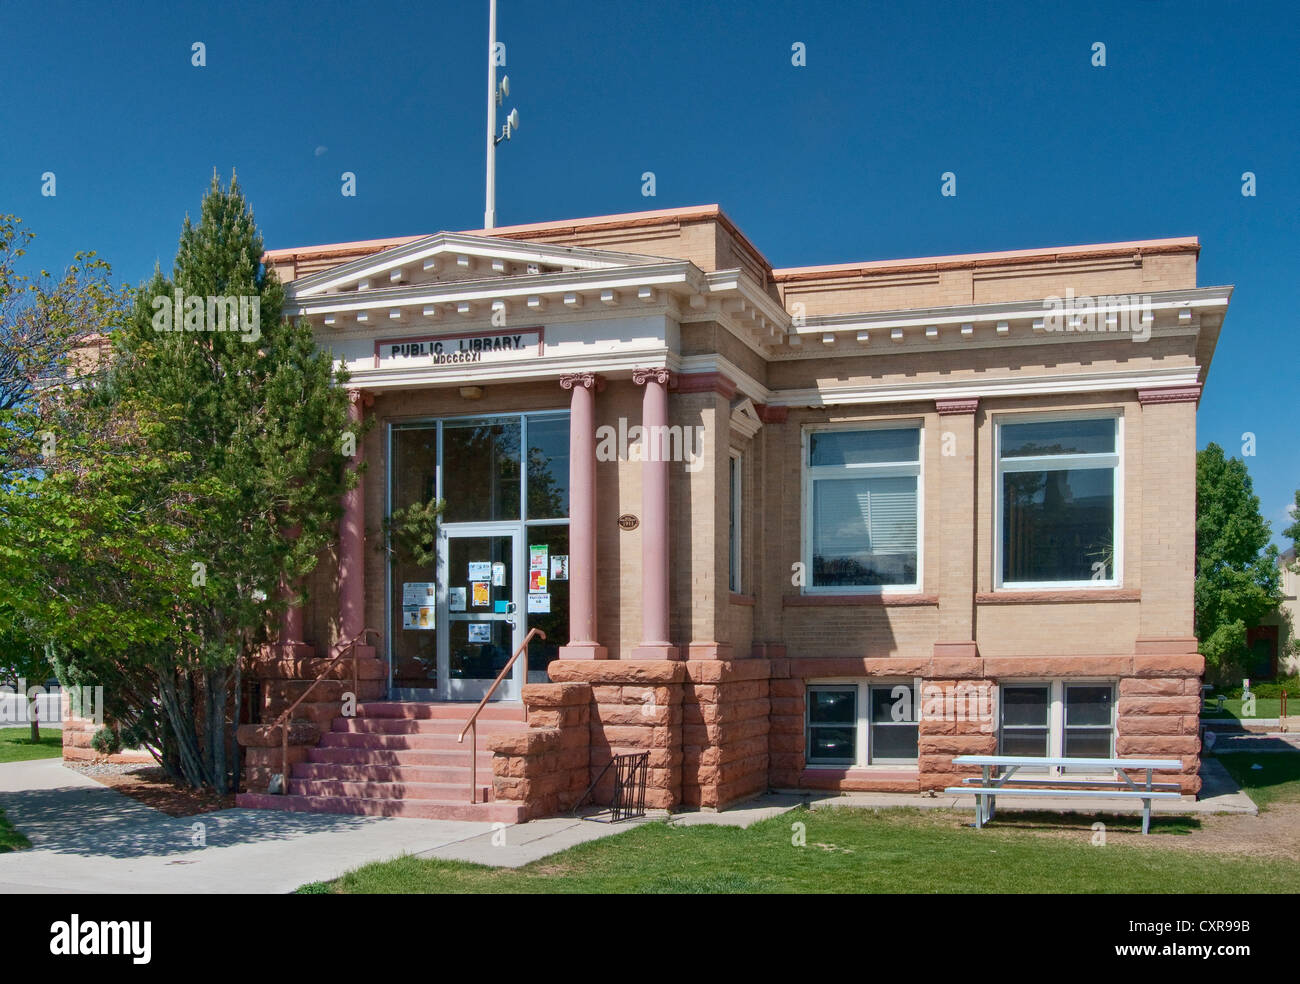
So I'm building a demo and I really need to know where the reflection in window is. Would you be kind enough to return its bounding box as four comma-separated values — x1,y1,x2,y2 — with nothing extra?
999,417,1119,585
441,418,522,522
808,428,920,588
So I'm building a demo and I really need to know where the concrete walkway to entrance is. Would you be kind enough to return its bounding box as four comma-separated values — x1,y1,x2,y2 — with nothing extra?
0,760,650,892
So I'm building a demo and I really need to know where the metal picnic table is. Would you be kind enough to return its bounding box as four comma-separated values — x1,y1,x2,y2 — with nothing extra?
947,755,1185,835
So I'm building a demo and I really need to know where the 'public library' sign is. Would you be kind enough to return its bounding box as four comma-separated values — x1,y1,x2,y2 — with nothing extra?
374,327,543,368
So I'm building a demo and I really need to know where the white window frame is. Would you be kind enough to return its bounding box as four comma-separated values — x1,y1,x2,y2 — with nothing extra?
805,678,921,768
997,679,1117,775
993,410,1123,590
729,450,743,594
801,421,924,594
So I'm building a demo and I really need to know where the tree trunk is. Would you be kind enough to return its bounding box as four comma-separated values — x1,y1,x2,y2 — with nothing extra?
28,695,39,744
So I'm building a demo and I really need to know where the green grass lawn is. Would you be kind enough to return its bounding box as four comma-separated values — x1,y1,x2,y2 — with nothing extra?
0,727,63,763
298,807,1299,895
0,808,30,852
1201,697,1291,722
0,727,63,764
1213,752,1300,810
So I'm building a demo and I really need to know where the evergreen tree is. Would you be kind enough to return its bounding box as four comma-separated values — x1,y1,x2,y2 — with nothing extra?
1,174,362,791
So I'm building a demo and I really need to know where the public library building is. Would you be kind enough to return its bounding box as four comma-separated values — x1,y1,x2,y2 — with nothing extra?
228,205,1228,821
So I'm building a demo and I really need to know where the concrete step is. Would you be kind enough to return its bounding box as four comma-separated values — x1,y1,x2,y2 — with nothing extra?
331,716,531,735
236,792,523,823
288,778,492,801
357,701,527,721
292,762,494,784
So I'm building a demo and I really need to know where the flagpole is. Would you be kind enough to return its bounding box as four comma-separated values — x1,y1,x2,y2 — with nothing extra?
484,0,497,230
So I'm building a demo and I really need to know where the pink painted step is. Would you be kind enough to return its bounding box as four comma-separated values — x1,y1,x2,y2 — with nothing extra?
331,716,532,734
292,762,495,784
319,732,516,750
289,778,491,801
356,701,526,721
307,746,480,767
240,699,534,823
236,792,523,823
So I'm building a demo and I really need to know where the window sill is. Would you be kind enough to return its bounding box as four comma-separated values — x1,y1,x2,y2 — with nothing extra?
785,593,939,607
729,592,756,606
976,589,1140,604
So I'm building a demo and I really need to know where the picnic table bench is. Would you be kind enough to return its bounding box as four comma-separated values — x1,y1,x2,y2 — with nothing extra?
945,755,1185,834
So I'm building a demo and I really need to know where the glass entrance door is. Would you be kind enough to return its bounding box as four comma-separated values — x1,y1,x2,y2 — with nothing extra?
439,527,522,701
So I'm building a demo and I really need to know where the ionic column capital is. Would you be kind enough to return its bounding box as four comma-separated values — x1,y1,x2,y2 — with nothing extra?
559,372,605,392
632,367,672,387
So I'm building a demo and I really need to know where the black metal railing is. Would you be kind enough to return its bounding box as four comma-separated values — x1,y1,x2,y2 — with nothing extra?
573,751,649,822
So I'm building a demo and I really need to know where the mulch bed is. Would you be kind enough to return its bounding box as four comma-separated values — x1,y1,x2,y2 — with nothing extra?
68,762,235,817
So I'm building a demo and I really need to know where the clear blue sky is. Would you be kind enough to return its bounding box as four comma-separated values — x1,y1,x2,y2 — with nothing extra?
3,0,1296,544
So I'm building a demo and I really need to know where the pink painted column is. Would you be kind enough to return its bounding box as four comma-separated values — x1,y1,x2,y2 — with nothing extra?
558,373,607,659
632,367,678,660
339,389,367,643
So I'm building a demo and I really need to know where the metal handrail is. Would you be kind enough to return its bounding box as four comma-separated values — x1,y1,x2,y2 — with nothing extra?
457,627,545,803
273,627,380,794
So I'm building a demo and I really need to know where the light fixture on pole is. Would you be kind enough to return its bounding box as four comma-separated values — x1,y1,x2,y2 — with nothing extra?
484,0,520,230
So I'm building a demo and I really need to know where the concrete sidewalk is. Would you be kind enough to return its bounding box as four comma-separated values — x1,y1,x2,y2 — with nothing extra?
0,759,646,892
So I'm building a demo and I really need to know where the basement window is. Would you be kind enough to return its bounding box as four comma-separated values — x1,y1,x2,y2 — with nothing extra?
806,681,919,767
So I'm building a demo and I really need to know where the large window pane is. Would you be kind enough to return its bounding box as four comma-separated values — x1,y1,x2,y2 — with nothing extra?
1064,729,1112,758
1001,729,1049,757
869,685,918,762
813,476,918,586
810,428,920,467
807,686,857,765
1065,685,1114,759
523,524,569,679
1065,686,1113,727
809,688,855,724
1001,418,1116,457
1000,686,1049,758
808,727,856,762
1002,468,1114,582
525,415,569,520
389,427,439,691
729,455,741,592
442,418,521,522
1001,687,1049,726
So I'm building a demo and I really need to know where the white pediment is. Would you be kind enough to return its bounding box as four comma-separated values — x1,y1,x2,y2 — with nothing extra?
287,232,671,300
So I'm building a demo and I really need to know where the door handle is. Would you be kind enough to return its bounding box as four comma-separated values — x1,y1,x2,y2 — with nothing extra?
506,619,516,630
505,602,517,614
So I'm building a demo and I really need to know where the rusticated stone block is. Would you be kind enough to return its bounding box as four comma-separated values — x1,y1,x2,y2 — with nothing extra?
928,657,986,679
1118,695,1201,717
1115,735,1200,757
1132,653,1204,678
522,682,592,707
769,678,804,698
593,702,677,727
548,660,685,684
683,660,772,684
1119,677,1194,697
918,734,996,756
767,731,805,753
486,728,560,756
1120,714,1190,736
